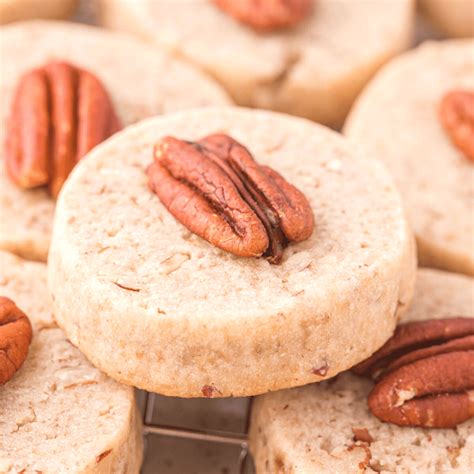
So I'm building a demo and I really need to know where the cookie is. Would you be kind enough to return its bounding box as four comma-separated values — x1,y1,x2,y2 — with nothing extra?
0,20,230,262
0,0,77,24
0,251,143,473
99,0,414,128
420,0,474,38
345,40,474,275
48,106,416,397
249,268,474,473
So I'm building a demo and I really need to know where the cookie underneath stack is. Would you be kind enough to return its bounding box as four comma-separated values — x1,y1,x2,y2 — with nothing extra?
0,0,77,24
420,0,474,37
100,0,414,128
0,251,143,473
249,269,474,473
345,40,474,275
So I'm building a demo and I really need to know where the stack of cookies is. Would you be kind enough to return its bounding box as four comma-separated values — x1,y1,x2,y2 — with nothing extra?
1,1,472,472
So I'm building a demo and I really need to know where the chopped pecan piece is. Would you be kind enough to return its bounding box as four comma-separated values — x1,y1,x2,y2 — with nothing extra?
439,90,474,162
312,360,329,376
353,317,474,428
5,61,121,198
211,0,312,31
352,427,374,444
0,296,33,385
96,449,112,463
148,133,314,263
201,384,222,398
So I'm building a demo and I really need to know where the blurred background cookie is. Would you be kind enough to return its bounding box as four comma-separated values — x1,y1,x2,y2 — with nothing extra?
0,21,230,262
0,0,77,24
249,268,474,473
99,0,415,128
345,40,474,275
420,0,474,38
0,250,143,473
48,106,416,398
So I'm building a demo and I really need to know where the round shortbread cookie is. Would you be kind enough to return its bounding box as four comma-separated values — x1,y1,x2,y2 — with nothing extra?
420,0,474,38
99,0,414,128
345,40,474,276
0,0,77,24
0,251,143,473
48,106,416,397
0,21,230,262
249,269,474,473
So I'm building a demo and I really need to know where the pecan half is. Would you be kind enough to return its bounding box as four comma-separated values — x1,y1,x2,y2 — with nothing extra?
0,296,33,385
439,90,474,162
353,317,474,428
5,61,121,198
148,133,314,263
211,0,312,31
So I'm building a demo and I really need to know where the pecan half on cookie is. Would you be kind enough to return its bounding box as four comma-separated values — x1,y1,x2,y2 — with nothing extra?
5,61,121,198
0,296,33,385
353,317,474,428
148,133,314,263
439,90,474,162
211,0,312,31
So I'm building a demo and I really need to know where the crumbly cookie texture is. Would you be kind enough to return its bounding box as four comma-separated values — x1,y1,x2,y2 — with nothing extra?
0,251,143,473
345,40,474,276
420,0,474,38
100,0,414,128
48,106,416,397
0,0,77,24
0,20,230,262
249,269,474,473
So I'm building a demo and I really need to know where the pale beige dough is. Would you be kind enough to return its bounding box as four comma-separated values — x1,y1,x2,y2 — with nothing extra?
0,250,143,473
48,106,416,398
249,268,474,473
99,0,415,128
420,0,474,37
0,0,77,24
0,20,230,262
345,40,474,276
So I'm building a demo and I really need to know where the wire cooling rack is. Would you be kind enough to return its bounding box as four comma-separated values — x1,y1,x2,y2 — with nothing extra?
138,391,255,473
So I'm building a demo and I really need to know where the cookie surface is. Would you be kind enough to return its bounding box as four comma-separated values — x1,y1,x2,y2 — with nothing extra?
0,20,230,262
249,269,474,473
48,107,416,397
100,0,414,128
420,0,474,37
345,40,474,275
0,0,77,24
0,251,143,473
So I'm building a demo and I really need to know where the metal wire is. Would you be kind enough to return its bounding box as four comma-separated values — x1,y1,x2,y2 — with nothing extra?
141,391,253,473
